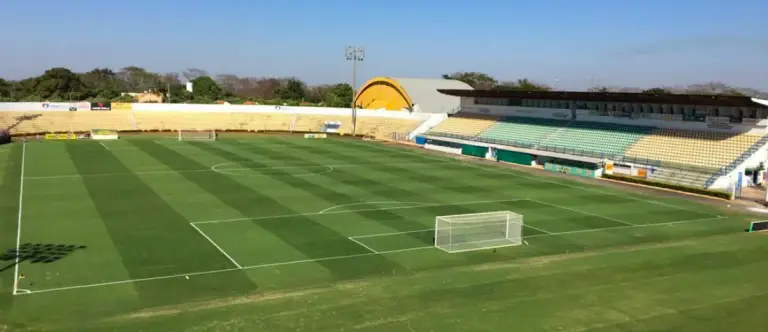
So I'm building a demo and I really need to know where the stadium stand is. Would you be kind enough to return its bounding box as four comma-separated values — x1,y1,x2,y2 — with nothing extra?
477,117,570,146
428,114,500,137
1,110,423,143
540,122,655,157
647,168,713,188
624,129,763,169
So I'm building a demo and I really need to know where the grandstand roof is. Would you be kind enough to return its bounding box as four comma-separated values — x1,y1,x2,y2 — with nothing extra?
355,77,472,113
437,89,768,108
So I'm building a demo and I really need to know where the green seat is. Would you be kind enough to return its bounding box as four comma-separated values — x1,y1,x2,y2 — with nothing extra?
540,122,654,156
478,117,569,146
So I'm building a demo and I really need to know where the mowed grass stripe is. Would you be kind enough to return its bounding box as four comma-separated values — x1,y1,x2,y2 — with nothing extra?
130,140,403,279
225,140,501,242
65,143,257,306
223,141,440,236
333,139,716,223
0,144,22,311
265,140,554,233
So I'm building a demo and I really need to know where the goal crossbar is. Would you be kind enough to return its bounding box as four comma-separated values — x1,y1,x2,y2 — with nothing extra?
178,129,217,141
435,210,523,253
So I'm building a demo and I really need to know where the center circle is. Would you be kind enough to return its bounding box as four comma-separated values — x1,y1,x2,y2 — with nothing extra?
211,161,334,178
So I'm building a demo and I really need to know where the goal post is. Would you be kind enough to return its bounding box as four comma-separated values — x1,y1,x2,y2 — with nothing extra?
434,211,523,253
178,129,217,141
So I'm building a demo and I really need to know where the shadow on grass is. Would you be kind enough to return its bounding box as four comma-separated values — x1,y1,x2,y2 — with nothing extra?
0,243,87,272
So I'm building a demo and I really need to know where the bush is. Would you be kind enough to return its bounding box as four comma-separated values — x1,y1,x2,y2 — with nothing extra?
602,173,732,200
0,129,9,144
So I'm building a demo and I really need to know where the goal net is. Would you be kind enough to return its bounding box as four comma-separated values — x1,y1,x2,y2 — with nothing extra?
178,129,216,141
434,211,523,253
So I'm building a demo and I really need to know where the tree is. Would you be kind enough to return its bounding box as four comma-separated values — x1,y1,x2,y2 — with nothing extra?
323,83,354,107
493,78,551,92
642,87,673,94
32,67,86,100
588,86,612,93
442,72,497,89
276,78,306,100
191,76,223,100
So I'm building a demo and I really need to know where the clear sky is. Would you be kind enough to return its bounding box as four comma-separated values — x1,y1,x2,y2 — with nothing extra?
1,0,766,90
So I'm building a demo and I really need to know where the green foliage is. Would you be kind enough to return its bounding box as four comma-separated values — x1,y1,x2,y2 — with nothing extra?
191,76,223,100
602,173,732,200
642,87,673,94
277,78,306,101
442,72,498,89
495,78,552,91
324,83,354,107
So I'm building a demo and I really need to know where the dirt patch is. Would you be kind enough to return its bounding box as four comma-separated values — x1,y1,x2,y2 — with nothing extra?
470,232,737,272
107,287,327,322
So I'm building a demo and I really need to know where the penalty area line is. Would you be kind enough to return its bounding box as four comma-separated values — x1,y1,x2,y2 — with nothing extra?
14,215,725,296
16,246,434,296
190,223,242,269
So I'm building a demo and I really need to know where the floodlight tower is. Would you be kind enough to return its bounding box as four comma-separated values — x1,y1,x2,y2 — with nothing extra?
345,46,365,136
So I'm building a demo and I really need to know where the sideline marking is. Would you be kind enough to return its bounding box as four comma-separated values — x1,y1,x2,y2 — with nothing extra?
190,223,241,269
15,214,728,296
24,161,447,180
98,141,111,151
529,199,637,226
12,143,26,295
337,139,719,217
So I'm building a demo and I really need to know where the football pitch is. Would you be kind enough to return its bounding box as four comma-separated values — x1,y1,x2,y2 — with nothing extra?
1,135,767,331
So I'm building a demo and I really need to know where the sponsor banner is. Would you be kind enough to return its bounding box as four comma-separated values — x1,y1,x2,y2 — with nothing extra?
42,102,75,111
91,102,112,111
604,161,614,175
77,101,90,111
44,133,77,140
111,102,132,110
304,133,327,139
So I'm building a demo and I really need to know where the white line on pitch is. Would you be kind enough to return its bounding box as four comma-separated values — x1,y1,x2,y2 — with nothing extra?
528,199,636,226
522,223,553,234
16,246,433,296
190,223,242,269
12,143,26,295
15,215,728,296
350,228,435,239
98,141,111,151
318,201,431,214
337,139,715,217
23,161,448,180
347,237,379,253
192,198,526,224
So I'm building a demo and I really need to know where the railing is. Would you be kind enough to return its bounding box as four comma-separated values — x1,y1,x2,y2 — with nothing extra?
704,135,768,188
426,131,721,174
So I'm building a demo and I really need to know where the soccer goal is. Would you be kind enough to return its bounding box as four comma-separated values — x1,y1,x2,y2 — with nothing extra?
178,129,217,141
434,211,523,253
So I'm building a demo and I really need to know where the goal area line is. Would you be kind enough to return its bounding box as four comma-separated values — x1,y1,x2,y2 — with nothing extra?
15,214,727,297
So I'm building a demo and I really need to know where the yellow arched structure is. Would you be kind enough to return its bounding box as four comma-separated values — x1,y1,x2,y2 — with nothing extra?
354,77,415,111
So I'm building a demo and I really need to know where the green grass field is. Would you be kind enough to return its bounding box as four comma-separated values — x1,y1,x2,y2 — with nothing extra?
0,134,766,331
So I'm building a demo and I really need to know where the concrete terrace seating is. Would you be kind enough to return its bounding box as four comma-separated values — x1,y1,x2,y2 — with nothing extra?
1,111,133,134
428,114,500,138
540,122,654,157
624,129,763,169
477,117,569,146
646,168,712,188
